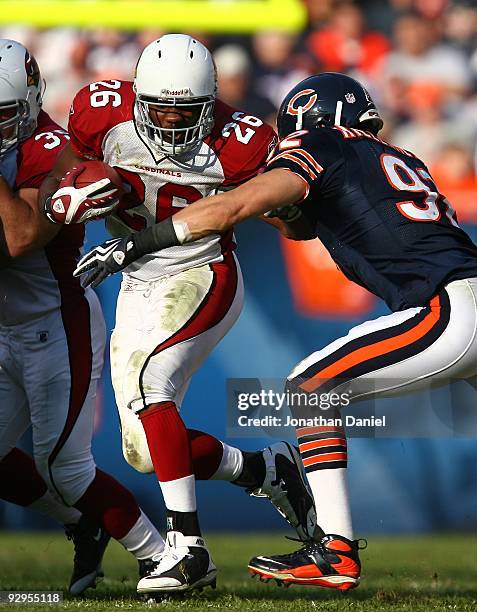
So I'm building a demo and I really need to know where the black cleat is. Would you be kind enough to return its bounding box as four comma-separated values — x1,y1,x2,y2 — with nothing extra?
66,515,111,596
249,442,318,541
136,531,217,594
248,534,364,590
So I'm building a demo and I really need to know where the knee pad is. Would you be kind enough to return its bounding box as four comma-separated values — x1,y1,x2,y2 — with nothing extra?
122,430,154,474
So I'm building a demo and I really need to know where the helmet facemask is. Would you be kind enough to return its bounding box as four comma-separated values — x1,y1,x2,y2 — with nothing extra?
135,93,215,156
0,98,30,155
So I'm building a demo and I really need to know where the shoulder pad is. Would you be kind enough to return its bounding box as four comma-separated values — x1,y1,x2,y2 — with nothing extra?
68,80,135,160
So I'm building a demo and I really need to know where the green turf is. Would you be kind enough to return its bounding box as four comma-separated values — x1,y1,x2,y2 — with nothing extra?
0,532,476,611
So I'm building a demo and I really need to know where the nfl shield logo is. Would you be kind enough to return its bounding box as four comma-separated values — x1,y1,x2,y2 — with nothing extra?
345,93,356,103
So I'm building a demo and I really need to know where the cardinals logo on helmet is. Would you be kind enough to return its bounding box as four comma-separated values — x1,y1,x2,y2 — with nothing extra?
287,89,318,117
24,50,40,87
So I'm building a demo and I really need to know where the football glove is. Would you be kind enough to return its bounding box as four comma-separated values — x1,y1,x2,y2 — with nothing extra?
45,167,121,224
264,204,302,223
73,236,138,288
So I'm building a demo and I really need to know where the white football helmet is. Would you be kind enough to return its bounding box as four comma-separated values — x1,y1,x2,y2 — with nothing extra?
134,34,217,156
0,39,44,156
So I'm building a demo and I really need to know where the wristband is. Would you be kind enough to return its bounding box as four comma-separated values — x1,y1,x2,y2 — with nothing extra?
132,216,181,257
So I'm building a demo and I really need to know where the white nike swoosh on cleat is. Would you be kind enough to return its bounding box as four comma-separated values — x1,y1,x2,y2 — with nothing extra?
255,557,289,567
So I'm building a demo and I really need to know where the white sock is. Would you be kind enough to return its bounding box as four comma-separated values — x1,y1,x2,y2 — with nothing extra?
210,443,243,481
160,474,196,512
307,468,353,540
118,510,165,560
28,491,81,526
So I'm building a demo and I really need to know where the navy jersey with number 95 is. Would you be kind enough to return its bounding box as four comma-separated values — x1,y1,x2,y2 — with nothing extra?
265,126,477,311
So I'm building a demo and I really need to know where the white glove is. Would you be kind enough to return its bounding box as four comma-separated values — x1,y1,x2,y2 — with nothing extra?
45,175,121,224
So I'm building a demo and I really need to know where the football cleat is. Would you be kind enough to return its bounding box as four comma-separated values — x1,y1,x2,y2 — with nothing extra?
66,515,111,596
249,442,318,541
136,531,217,594
248,534,364,590
138,556,160,579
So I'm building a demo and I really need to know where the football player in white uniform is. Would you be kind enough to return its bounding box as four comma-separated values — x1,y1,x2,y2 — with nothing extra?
0,39,166,595
40,34,317,594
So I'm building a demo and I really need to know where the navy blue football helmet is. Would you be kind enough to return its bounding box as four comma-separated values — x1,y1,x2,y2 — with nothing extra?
277,72,383,139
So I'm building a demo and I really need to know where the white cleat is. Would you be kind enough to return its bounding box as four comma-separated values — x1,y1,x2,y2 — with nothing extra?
249,441,318,541
136,531,217,594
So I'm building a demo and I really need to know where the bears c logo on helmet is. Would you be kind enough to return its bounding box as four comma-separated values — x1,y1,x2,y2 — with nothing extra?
287,89,318,116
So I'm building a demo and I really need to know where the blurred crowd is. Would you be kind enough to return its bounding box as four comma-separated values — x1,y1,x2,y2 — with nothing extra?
3,0,477,219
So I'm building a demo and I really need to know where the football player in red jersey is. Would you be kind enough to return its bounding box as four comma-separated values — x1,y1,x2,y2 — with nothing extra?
40,34,316,594
0,39,168,595
76,72,477,591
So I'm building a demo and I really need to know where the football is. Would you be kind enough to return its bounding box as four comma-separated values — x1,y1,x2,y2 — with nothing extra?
49,161,125,224
68,160,123,191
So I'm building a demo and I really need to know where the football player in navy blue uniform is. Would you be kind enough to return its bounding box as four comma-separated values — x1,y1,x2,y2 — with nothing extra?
73,72,477,590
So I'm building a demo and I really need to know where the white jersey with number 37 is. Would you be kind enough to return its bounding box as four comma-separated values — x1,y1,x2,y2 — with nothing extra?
68,80,276,281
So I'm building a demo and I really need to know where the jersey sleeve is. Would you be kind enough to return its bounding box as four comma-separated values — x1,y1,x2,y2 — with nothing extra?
68,80,134,160
221,123,277,188
265,128,343,197
15,114,70,189
211,101,278,189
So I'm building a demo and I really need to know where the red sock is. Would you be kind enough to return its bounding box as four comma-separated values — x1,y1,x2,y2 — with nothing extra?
188,429,224,480
139,401,193,482
0,448,47,506
74,468,140,539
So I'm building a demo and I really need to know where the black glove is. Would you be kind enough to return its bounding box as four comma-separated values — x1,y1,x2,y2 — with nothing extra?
73,236,139,288
264,204,302,223
73,217,182,288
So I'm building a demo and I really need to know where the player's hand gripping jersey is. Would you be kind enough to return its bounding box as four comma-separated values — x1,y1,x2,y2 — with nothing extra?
266,126,477,311
68,80,276,280
0,111,84,324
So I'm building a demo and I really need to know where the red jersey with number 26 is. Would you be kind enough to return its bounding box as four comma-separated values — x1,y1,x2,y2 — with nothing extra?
68,79,276,281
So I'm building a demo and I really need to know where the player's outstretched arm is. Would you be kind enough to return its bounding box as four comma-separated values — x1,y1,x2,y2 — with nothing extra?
172,168,308,242
73,169,307,287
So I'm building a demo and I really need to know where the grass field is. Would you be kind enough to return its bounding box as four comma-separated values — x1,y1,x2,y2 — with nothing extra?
0,532,476,611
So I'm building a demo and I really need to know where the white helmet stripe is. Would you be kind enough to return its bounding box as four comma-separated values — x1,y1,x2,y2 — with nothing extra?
296,105,303,131
334,100,343,126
